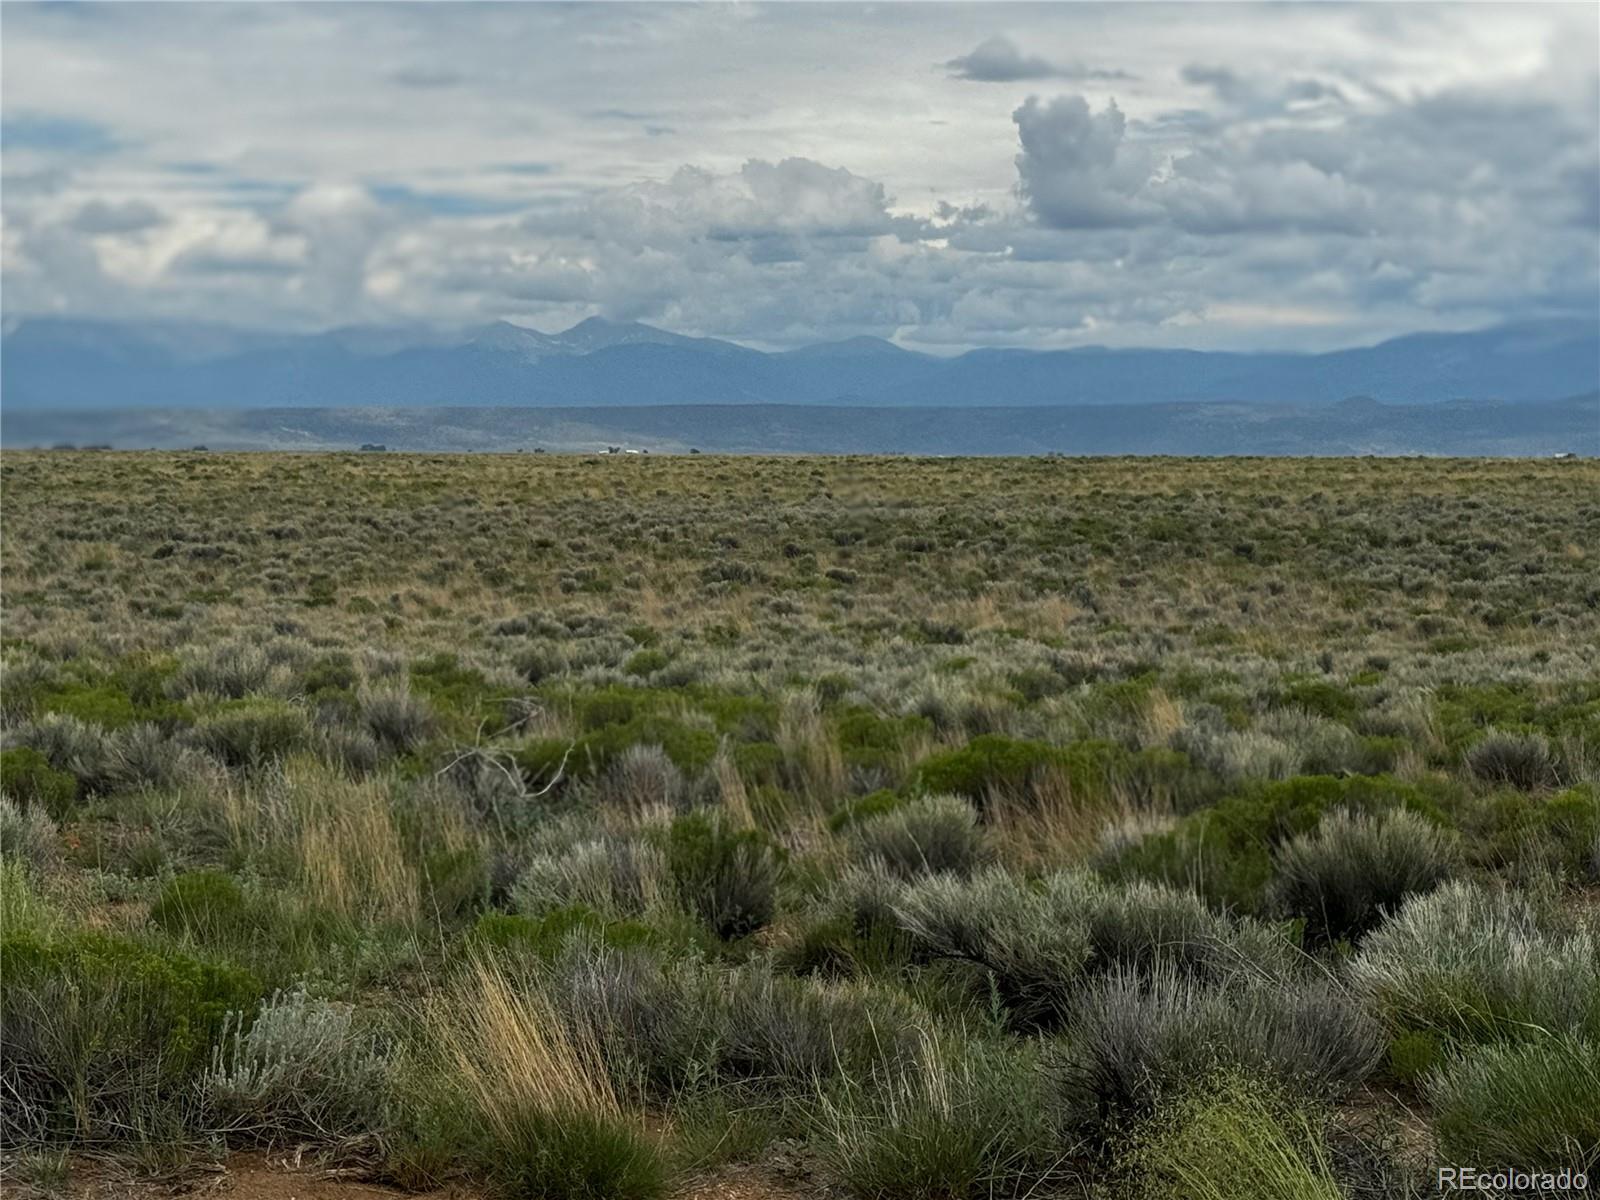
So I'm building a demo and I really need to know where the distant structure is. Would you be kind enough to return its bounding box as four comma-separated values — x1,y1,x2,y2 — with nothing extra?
1552,451,1578,460
359,443,387,452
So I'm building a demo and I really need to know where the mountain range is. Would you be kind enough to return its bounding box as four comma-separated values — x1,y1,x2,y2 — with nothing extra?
3,314,1596,411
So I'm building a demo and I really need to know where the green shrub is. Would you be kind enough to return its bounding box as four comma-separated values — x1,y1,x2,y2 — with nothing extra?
910,735,1062,806
778,862,911,978
0,746,79,817
149,870,261,946
833,707,933,771
662,812,784,941
1387,1030,1444,1084
472,908,663,961
1463,784,1600,881
623,649,670,677
1102,774,1449,914
1127,1079,1342,1200
1,930,261,1143
851,793,987,879
485,1105,668,1200
827,789,903,832
1270,808,1458,946
1350,881,1600,1045
1274,679,1361,723
519,719,718,786
1428,1035,1600,1169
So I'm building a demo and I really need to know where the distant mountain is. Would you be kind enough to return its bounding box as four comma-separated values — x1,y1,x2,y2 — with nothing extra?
2,314,1594,410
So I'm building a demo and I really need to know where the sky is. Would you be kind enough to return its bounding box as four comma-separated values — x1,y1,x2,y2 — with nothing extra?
2,2,1597,352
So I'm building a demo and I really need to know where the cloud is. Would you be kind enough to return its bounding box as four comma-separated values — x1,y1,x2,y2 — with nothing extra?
0,2,1593,351
1012,95,1156,228
1181,63,1347,114
69,199,165,234
388,65,465,89
945,35,1130,83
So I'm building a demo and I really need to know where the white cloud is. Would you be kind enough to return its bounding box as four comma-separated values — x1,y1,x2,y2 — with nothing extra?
0,2,1594,351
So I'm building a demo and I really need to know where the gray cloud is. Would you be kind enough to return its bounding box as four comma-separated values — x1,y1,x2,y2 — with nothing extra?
1,2,1594,351
945,35,1130,83
1012,95,1155,228
68,198,165,234
388,65,466,89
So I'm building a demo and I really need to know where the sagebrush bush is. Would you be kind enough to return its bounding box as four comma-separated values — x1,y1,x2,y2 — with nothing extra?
1465,729,1563,791
851,792,987,879
1084,879,1295,985
1427,1035,1600,1169
360,689,437,754
894,870,1293,1026
0,797,58,873
1349,881,1600,1044
720,966,922,1090
13,716,115,800
893,868,1094,1027
1100,773,1448,914
170,642,272,700
1053,966,1382,1136
191,702,311,768
601,743,685,812
204,985,391,1143
662,811,784,940
1271,808,1458,946
514,837,669,921
545,939,718,1099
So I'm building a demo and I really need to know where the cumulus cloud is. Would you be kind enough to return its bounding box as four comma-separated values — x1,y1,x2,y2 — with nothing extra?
945,35,1129,83
1012,95,1157,228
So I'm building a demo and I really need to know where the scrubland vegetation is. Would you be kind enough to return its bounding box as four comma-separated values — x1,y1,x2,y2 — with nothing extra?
2,450,1597,1197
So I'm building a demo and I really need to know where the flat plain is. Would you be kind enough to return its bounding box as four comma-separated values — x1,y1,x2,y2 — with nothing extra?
2,451,1597,1199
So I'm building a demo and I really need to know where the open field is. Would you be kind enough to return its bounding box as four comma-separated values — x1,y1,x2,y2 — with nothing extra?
4,396,1597,456
3,451,1598,1199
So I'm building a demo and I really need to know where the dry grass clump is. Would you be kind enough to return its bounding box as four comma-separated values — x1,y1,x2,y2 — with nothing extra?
427,954,667,1199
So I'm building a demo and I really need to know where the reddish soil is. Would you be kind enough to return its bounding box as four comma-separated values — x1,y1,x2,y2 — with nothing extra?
30,1153,813,1200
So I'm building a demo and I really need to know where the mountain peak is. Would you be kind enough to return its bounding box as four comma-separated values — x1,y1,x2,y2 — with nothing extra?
787,335,922,359
556,315,678,352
